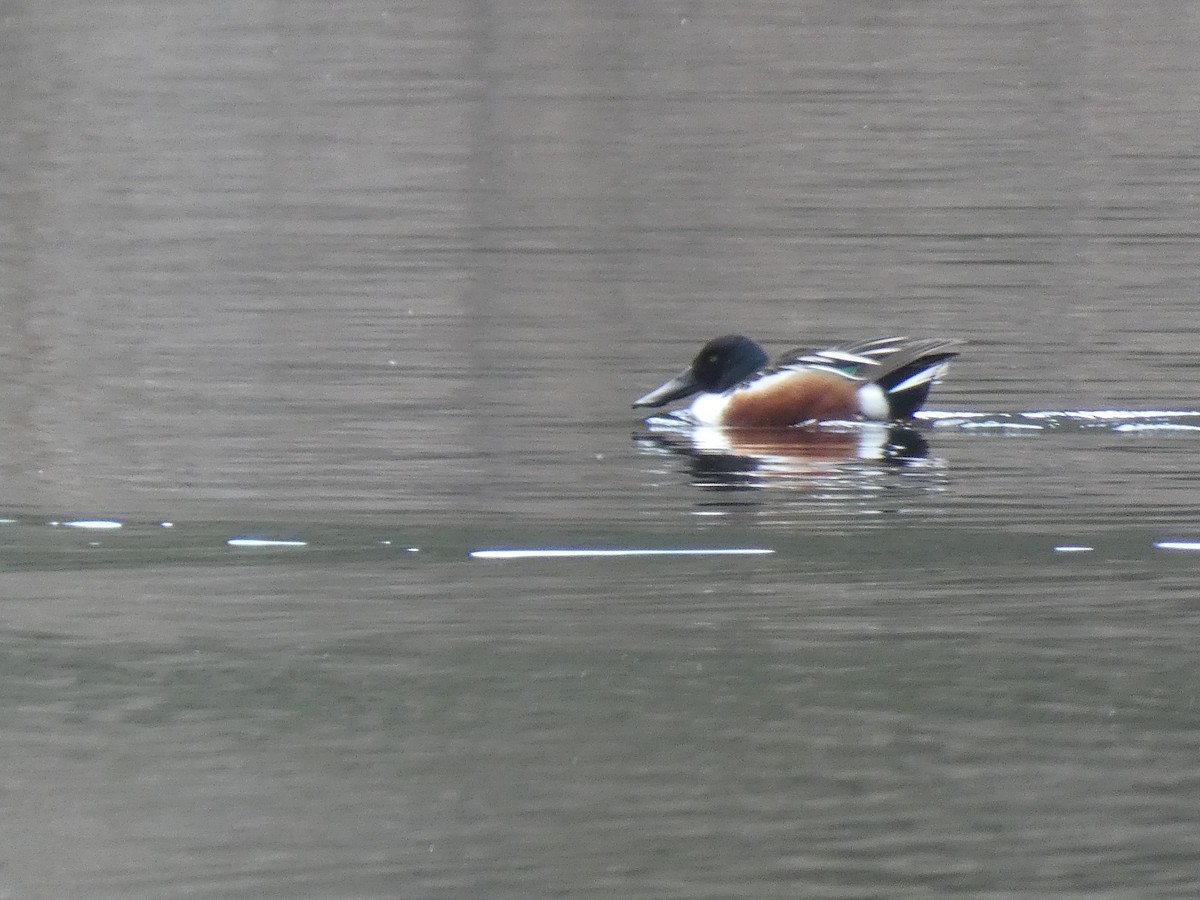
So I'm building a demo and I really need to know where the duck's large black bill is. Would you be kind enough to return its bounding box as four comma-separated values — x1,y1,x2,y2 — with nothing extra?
632,369,700,408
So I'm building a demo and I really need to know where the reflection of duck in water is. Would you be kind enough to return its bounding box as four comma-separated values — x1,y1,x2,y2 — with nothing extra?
633,335,961,427
635,421,932,488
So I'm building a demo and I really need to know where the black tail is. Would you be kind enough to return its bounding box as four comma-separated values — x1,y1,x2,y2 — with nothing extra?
871,340,960,418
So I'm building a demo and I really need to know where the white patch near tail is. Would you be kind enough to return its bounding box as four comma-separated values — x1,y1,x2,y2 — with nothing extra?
857,383,891,421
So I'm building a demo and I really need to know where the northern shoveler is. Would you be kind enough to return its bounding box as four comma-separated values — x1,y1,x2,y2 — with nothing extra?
632,335,961,427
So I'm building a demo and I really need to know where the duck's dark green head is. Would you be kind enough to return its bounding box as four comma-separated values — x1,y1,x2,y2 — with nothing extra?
633,335,769,408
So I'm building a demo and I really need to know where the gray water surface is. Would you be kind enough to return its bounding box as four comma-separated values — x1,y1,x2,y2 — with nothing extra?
3,1,1200,897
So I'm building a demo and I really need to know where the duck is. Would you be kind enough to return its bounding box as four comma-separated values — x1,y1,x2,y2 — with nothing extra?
633,335,960,427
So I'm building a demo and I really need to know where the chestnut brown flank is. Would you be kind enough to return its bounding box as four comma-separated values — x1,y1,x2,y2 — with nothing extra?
721,371,859,427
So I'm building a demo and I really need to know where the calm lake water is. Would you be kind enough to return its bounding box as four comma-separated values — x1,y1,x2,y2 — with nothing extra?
2,1,1200,897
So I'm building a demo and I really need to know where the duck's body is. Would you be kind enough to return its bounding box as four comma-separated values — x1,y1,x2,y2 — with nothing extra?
633,335,960,427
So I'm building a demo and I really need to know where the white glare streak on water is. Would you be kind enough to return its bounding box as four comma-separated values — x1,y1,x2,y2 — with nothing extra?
225,538,309,548
469,547,775,559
